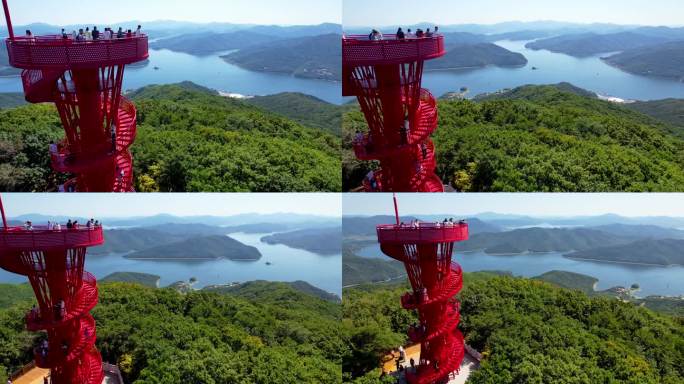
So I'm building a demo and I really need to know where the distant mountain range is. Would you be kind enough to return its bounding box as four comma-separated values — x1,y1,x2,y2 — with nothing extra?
151,31,277,55
342,215,684,267
525,32,671,57
522,27,684,80
77,221,341,257
9,212,339,228
460,227,631,253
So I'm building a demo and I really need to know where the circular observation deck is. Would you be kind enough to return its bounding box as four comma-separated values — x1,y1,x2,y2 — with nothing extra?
5,34,149,70
0,225,104,252
342,34,445,66
376,222,468,244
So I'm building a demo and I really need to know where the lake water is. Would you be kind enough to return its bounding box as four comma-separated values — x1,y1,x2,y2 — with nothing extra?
0,48,343,104
3,41,683,105
422,40,684,101
0,232,343,297
356,244,684,297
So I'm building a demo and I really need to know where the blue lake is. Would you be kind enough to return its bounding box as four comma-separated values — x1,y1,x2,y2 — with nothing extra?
0,48,343,104
422,40,684,101
356,244,684,297
0,232,343,297
3,40,683,105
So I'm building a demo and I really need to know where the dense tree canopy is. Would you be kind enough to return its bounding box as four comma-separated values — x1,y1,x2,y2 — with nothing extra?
0,281,342,383
0,83,341,192
342,274,684,383
343,85,684,191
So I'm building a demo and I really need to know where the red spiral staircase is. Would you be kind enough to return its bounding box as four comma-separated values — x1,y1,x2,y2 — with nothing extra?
377,195,469,384
0,196,105,384
343,33,445,192
2,0,147,192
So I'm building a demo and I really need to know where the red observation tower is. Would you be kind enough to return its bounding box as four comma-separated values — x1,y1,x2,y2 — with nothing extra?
343,32,446,192
0,197,106,384
2,0,148,192
377,195,468,384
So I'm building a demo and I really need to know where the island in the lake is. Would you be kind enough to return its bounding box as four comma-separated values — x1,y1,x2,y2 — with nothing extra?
221,33,341,81
426,43,527,70
565,239,684,266
125,235,262,261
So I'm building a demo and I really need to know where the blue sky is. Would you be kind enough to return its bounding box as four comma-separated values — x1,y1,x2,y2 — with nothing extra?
1,0,339,26
1,193,341,217
343,0,684,27
343,194,684,217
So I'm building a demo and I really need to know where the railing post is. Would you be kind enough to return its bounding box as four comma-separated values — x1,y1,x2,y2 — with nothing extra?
2,0,14,40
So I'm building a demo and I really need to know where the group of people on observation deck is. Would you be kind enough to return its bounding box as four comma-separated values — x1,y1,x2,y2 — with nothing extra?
21,24,142,42
366,26,439,40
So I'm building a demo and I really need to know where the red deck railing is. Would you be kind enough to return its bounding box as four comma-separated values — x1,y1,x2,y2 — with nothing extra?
377,222,469,244
0,225,104,250
6,34,149,70
343,34,445,66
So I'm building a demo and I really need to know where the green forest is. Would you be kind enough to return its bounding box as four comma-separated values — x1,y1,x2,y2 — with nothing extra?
343,84,684,191
0,281,342,383
342,273,684,384
0,82,341,192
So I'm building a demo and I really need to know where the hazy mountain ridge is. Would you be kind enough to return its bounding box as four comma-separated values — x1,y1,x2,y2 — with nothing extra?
343,215,684,266
261,226,342,255
525,31,671,57
461,227,631,253
151,31,278,55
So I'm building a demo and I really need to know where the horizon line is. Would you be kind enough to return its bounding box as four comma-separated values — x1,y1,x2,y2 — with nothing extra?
342,20,684,29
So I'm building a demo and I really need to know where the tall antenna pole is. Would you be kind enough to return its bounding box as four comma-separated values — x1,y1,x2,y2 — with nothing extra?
0,195,7,229
2,0,14,41
393,193,400,225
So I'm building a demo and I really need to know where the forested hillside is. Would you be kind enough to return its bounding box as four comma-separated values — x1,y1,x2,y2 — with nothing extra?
222,34,341,81
342,275,684,383
0,281,342,383
0,82,341,192
343,84,684,191
603,41,684,82
246,93,345,135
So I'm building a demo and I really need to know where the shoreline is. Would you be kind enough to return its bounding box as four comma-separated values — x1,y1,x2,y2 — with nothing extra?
124,257,260,261
563,256,681,268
